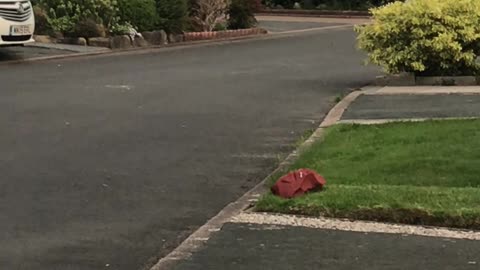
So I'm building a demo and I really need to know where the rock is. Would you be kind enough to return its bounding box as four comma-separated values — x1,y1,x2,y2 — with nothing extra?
168,33,184,43
34,35,55,43
142,30,167,45
58,37,87,46
76,37,87,46
141,31,154,43
51,31,63,39
74,18,106,38
88,37,110,48
133,36,149,47
109,35,133,49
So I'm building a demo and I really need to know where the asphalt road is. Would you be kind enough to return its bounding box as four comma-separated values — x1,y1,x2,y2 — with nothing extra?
342,94,480,120
258,20,344,32
0,45,72,61
0,27,378,270
174,223,480,270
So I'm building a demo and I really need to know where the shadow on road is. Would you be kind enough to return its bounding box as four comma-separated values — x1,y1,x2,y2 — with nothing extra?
0,48,22,61
0,46,72,62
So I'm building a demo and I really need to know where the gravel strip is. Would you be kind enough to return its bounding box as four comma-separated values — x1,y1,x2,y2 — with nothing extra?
231,212,480,240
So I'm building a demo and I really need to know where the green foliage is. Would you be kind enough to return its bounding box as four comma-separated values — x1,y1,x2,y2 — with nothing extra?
117,0,158,32
36,0,119,36
356,0,480,76
109,21,133,35
213,22,228,31
227,0,258,29
73,17,106,37
33,5,52,35
262,0,397,10
155,0,189,33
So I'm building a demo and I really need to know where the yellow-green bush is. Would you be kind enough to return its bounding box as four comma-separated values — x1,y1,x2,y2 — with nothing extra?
356,0,480,76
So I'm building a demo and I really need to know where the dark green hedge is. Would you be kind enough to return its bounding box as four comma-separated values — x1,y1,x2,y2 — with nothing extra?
117,0,158,32
263,0,399,10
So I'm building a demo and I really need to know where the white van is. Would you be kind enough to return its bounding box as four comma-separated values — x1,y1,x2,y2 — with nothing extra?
0,0,34,46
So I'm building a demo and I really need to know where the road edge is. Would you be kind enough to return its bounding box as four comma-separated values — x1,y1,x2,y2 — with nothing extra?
149,89,364,270
1,25,352,66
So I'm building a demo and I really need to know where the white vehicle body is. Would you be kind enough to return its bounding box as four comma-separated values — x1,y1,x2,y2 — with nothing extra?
0,0,34,46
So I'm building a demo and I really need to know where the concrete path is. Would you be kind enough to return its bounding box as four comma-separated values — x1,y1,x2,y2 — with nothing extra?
172,223,480,270
0,24,378,270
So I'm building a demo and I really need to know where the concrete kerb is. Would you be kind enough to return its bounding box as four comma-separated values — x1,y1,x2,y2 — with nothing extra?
149,88,362,270
365,86,480,95
320,90,363,127
337,117,480,125
1,25,354,66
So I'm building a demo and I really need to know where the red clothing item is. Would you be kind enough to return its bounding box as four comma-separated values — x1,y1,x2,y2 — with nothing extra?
271,169,326,199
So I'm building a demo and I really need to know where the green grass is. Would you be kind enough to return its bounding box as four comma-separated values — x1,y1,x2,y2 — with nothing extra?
257,119,480,229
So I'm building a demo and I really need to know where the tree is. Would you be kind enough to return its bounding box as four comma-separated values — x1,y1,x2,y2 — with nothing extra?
191,0,228,32
156,0,189,33
227,0,257,29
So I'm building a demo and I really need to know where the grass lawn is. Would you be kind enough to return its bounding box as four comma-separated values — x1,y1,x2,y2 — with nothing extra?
256,119,480,229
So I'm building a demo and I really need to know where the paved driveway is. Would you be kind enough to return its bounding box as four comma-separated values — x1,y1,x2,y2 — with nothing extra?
0,27,378,270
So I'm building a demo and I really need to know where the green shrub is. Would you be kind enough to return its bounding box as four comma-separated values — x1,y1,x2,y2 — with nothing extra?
117,0,158,32
33,5,51,35
36,0,119,37
227,0,257,29
356,0,480,76
263,0,294,9
263,0,397,10
190,0,228,32
73,17,106,37
213,22,227,31
156,0,189,33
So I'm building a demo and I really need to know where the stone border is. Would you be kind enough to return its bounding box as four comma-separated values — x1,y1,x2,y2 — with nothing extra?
184,28,268,42
34,28,268,50
256,9,370,18
320,91,363,127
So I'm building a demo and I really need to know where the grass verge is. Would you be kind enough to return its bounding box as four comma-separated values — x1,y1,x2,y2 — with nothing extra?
256,119,480,229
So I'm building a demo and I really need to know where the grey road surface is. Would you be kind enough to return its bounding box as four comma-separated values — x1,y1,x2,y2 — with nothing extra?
258,20,344,32
0,45,72,61
174,223,480,270
342,94,480,120
0,28,378,270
